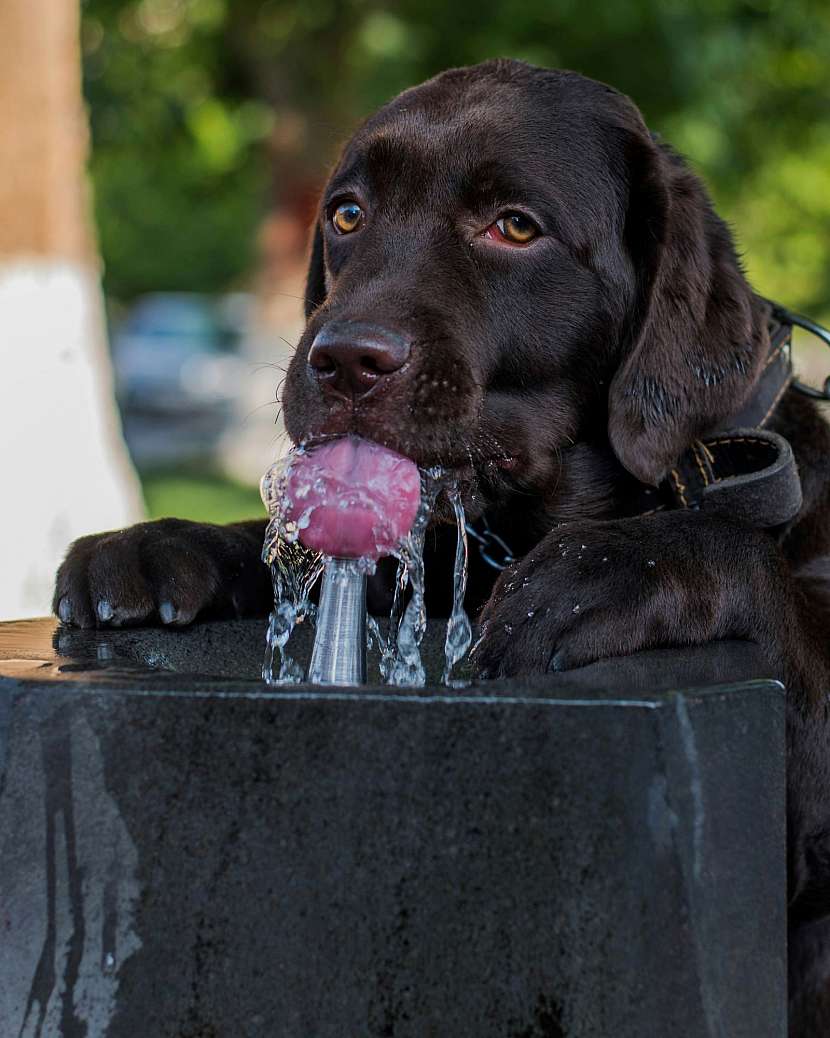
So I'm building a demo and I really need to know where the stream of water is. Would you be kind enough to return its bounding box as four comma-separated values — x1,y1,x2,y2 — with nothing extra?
384,466,442,687
441,481,473,687
261,454,324,683
260,458,472,688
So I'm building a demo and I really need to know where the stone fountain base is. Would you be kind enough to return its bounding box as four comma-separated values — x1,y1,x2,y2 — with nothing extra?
0,618,786,1037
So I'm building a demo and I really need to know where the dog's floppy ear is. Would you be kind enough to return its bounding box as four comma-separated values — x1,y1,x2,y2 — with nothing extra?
304,219,326,320
608,138,768,486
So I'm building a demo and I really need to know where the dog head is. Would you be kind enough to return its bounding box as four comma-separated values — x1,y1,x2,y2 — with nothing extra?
282,59,768,518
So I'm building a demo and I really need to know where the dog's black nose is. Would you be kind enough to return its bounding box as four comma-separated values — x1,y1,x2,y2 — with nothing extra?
307,321,411,398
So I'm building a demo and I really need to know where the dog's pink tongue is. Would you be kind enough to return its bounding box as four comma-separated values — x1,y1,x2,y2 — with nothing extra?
285,437,421,559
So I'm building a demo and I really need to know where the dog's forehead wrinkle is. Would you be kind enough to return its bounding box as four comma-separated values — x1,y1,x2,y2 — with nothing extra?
337,100,630,252
325,158,369,200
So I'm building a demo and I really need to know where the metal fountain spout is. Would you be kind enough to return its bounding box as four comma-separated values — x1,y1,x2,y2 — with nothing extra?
307,560,368,685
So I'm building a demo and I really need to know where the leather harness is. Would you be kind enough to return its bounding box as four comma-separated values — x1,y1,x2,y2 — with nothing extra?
468,300,830,570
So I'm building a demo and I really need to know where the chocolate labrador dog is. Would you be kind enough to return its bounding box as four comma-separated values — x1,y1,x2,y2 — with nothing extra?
54,60,830,1033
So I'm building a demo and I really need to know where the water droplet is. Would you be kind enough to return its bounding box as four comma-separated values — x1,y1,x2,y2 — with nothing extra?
504,623,514,634
647,559,656,567
527,610,535,619
366,615,381,654
572,604,581,613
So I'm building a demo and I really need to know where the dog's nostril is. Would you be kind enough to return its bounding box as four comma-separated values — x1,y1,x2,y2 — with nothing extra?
309,351,337,376
307,323,412,397
360,355,383,376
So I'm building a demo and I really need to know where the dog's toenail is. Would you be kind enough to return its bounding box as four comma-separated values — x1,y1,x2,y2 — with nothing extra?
159,601,177,624
97,600,114,622
58,597,72,623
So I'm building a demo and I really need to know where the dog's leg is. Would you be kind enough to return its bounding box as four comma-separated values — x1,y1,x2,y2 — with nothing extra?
787,572,830,1036
53,518,271,627
790,918,830,1037
472,511,826,690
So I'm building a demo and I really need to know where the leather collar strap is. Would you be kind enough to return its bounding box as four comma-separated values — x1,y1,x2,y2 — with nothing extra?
470,302,819,572
718,308,793,430
660,303,802,528
665,428,801,528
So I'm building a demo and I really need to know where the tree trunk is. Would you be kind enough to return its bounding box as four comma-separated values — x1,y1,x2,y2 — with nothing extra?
0,0,143,620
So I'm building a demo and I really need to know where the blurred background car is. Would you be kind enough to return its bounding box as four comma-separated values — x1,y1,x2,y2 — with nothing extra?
112,292,248,467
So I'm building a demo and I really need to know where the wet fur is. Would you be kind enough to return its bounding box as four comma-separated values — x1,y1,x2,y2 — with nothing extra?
54,60,830,1033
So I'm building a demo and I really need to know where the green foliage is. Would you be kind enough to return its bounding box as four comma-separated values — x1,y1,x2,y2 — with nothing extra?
83,0,830,319
82,0,271,299
142,469,263,523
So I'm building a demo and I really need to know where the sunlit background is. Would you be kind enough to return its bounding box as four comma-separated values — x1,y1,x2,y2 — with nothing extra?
2,0,829,618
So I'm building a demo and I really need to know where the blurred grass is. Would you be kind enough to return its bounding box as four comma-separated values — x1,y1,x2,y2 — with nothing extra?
141,470,262,524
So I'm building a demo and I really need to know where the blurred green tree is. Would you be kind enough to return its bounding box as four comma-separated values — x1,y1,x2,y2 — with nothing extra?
82,0,830,319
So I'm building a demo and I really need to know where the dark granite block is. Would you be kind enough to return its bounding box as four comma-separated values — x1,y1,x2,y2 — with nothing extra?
0,619,786,1037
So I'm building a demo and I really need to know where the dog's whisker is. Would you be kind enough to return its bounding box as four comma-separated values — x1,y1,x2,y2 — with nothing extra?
248,362,288,375
269,291,307,302
242,400,282,422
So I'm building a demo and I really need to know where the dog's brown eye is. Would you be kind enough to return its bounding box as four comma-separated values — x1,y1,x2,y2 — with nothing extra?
332,202,364,234
495,212,538,244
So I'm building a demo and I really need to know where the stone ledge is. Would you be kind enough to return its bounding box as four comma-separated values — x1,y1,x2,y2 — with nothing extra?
0,619,786,1037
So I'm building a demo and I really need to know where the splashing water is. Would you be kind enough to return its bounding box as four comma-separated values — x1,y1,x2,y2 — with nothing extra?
385,467,443,687
378,556,409,682
261,453,324,684
260,448,475,688
262,541,324,684
441,481,472,687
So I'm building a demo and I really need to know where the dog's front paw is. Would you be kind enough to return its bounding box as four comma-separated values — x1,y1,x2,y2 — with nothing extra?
471,515,744,679
53,518,269,628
